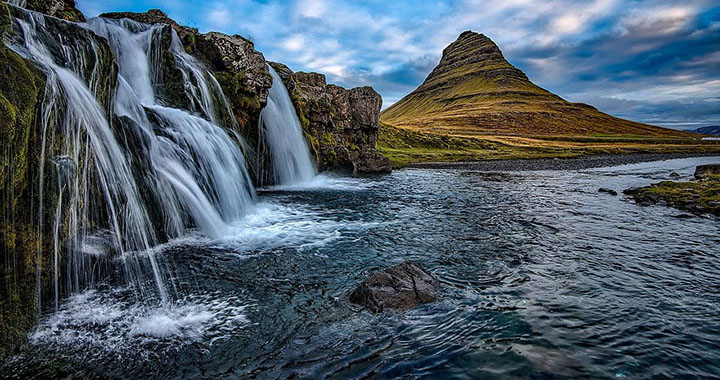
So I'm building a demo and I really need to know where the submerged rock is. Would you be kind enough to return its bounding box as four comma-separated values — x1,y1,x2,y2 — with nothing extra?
694,164,720,179
598,188,618,196
349,262,439,313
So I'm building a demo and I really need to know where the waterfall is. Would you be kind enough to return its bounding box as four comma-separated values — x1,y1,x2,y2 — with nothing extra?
5,6,256,308
259,66,317,185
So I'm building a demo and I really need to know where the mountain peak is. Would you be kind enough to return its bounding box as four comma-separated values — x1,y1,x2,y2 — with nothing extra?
381,31,686,137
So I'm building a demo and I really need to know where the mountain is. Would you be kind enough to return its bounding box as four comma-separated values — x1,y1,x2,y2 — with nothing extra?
381,31,689,137
687,126,720,136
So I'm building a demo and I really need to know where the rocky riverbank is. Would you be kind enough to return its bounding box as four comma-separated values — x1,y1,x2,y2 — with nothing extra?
625,165,720,217
410,153,720,171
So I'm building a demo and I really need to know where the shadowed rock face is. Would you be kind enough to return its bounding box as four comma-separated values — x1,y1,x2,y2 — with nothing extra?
349,262,439,313
382,30,691,138
270,62,391,174
24,0,85,22
694,164,720,179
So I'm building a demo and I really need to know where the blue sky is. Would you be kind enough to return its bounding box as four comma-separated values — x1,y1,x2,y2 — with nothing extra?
77,0,720,129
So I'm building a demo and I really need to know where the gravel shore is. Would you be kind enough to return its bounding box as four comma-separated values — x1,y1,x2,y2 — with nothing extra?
409,153,720,171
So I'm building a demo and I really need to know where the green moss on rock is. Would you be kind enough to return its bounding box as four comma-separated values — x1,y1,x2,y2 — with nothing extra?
0,38,47,359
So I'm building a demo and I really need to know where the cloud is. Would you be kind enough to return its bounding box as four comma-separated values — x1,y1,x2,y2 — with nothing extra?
75,0,720,127
207,7,231,29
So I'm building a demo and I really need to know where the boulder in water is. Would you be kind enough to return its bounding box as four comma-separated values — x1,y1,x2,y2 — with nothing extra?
349,262,439,313
598,188,618,196
694,164,720,179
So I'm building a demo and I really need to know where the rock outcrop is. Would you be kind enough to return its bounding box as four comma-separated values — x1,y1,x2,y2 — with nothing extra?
349,262,439,313
23,0,85,22
101,10,389,176
270,62,390,174
694,164,720,179
101,10,272,138
382,30,692,138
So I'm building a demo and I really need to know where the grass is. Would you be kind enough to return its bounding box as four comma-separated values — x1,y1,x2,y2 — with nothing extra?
377,122,720,168
632,175,720,216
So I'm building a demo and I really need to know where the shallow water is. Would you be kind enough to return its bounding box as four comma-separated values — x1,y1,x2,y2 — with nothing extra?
4,157,720,379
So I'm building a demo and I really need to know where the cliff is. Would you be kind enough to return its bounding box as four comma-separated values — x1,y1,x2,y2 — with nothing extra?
382,31,691,137
101,10,389,177
0,2,389,358
269,62,390,174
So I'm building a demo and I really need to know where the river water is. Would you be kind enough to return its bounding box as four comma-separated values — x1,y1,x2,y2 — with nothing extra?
4,156,720,379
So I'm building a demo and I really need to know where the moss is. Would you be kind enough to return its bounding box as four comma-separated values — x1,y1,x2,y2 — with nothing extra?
0,40,46,359
0,3,11,37
633,176,720,216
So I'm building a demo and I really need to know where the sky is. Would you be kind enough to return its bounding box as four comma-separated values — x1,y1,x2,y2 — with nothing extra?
76,0,720,129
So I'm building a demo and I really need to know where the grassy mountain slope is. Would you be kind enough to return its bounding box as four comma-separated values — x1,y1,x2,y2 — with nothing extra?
381,31,690,138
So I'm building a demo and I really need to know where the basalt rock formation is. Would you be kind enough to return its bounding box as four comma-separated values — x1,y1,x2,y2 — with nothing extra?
270,62,390,173
382,31,690,137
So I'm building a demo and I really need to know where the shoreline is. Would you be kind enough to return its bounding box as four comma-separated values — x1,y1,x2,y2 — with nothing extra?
407,153,720,171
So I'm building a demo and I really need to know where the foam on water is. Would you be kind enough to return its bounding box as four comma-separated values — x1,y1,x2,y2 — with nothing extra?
216,202,383,253
263,174,377,192
30,288,250,351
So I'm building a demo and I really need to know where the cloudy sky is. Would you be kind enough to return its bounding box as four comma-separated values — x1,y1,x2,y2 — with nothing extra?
77,0,720,129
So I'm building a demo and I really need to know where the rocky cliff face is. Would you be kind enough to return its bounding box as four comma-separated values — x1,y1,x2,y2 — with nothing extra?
382,30,689,137
101,10,388,176
101,10,273,139
1,1,122,357
24,0,85,22
0,2,390,357
270,62,390,173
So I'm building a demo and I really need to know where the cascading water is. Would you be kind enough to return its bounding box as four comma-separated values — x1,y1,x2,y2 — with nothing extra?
5,5,256,310
259,66,317,185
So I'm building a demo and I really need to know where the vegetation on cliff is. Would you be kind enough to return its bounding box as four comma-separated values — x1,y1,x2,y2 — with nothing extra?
0,2,46,357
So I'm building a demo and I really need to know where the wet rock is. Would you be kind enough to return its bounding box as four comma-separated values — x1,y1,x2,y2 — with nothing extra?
669,172,680,178
623,187,642,195
694,164,720,179
269,62,391,175
101,9,272,134
598,188,617,196
349,262,439,313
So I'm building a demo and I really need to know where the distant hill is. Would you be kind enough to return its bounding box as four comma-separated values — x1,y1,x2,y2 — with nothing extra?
687,126,720,136
381,31,691,138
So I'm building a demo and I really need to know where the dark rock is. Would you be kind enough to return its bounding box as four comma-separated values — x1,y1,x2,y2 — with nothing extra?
349,262,439,313
694,164,720,179
101,9,196,39
24,0,85,21
623,187,642,195
598,188,617,196
269,62,391,176
669,172,680,178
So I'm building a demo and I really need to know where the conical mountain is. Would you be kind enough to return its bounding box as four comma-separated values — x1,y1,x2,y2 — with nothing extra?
381,31,687,137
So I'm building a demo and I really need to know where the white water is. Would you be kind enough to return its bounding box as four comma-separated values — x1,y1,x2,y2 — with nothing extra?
259,66,317,185
6,7,256,307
